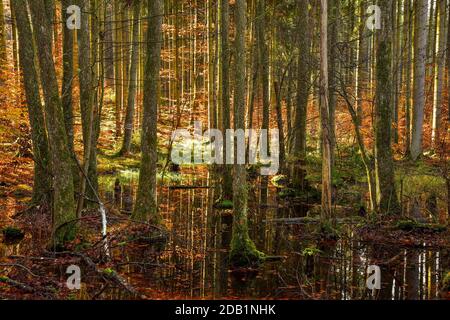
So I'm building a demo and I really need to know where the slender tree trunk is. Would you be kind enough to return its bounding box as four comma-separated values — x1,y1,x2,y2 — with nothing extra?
431,0,446,148
256,0,270,203
328,0,338,166
61,0,79,190
404,0,412,154
0,0,7,69
290,0,311,190
12,0,51,204
75,0,96,216
120,1,141,154
133,0,163,223
319,0,332,220
28,0,76,246
374,0,400,214
229,0,262,267
410,0,428,160
114,0,123,138
220,0,232,201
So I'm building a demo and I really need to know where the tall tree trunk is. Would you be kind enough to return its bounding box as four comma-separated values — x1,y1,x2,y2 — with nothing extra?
0,0,7,69
290,0,311,190
328,0,338,166
12,0,51,204
410,0,429,160
61,0,79,190
319,0,332,220
75,0,96,216
114,0,123,138
256,0,270,204
133,0,163,223
220,0,232,201
374,0,400,214
120,1,141,154
104,1,114,86
28,0,76,246
431,0,446,148
229,0,263,267
404,0,412,154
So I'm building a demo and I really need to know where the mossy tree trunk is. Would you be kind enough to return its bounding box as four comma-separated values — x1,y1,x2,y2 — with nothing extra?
229,0,263,268
0,0,7,81
374,0,400,215
133,0,163,224
410,0,428,161
290,0,311,190
61,0,80,191
256,0,270,203
319,0,333,220
12,0,51,204
220,0,232,201
28,0,76,246
75,0,96,216
120,0,141,155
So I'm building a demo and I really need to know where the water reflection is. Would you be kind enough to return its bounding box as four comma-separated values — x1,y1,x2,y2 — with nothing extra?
94,169,450,300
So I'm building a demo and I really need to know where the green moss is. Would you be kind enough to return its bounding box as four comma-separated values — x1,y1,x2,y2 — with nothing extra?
443,271,450,291
214,199,234,210
302,246,322,257
229,236,265,268
395,219,447,232
102,268,116,277
278,188,296,199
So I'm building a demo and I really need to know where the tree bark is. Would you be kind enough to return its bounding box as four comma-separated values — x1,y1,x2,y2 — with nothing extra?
431,0,446,148
120,1,141,154
410,0,428,160
28,0,77,246
220,0,232,201
319,0,332,220
374,0,400,214
290,0,311,190
12,0,51,204
133,0,163,223
230,0,262,267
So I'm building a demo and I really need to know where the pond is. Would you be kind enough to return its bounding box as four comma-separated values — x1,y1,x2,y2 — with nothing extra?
92,168,450,300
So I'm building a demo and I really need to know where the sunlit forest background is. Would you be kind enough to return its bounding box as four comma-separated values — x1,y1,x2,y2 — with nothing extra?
0,0,449,300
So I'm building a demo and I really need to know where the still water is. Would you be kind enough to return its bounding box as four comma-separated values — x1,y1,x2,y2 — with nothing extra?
96,169,449,300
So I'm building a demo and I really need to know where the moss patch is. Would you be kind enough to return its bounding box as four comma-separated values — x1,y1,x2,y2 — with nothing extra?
395,220,447,233
229,236,265,268
214,200,234,210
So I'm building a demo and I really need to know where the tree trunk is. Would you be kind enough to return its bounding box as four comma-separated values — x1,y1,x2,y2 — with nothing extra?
28,0,76,246
319,0,332,220
12,0,51,204
133,0,163,223
328,0,338,166
61,0,80,190
290,0,311,190
220,0,232,201
431,0,446,148
114,0,123,139
120,1,141,154
0,0,7,67
256,0,270,204
404,0,412,155
374,0,400,214
229,0,263,267
410,0,428,160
